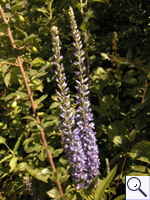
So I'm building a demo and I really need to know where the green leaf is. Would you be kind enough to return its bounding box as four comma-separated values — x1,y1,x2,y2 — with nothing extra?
12,1,24,13
34,94,48,105
129,129,136,142
35,168,51,183
22,116,35,121
123,78,138,84
4,12,11,19
90,0,107,3
84,175,99,195
24,34,37,45
16,27,27,37
0,154,12,164
110,152,124,168
31,57,45,67
45,146,54,155
80,21,90,32
0,23,8,33
129,140,150,164
51,94,58,101
24,140,42,153
38,149,47,161
91,105,101,114
114,195,125,200
1,64,10,78
71,0,81,10
53,148,64,157
46,188,60,198
15,162,39,177
9,156,17,172
122,165,150,178
49,102,60,109
0,136,6,144
107,120,128,148
15,90,28,98
100,53,111,60
85,9,96,19
13,133,23,153
4,67,20,87
60,175,70,184
1,93,15,101
13,40,23,48
94,165,118,200
29,79,43,92
102,95,113,107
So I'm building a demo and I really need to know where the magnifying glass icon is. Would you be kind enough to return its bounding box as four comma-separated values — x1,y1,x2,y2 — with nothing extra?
127,177,147,197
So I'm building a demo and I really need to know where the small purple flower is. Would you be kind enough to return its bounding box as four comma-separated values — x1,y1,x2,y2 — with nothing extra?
23,177,39,200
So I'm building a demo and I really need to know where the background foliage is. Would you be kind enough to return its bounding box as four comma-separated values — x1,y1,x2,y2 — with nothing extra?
0,0,150,199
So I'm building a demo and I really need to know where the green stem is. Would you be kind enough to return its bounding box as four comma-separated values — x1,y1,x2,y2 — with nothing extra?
4,142,14,155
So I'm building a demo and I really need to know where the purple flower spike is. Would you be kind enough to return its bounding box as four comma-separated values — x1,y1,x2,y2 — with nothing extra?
51,26,75,161
68,7,100,189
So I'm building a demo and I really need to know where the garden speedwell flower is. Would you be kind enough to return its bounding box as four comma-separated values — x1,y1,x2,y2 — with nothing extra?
68,7,100,189
51,26,75,162
51,9,100,189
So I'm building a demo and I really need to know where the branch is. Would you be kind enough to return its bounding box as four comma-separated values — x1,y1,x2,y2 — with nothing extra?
0,4,63,198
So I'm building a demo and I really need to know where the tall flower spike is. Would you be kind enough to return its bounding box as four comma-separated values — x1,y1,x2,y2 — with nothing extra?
51,26,75,161
68,7,100,189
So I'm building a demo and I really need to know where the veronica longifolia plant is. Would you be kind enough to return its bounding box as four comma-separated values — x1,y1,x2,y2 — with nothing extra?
51,26,75,162
51,7,100,189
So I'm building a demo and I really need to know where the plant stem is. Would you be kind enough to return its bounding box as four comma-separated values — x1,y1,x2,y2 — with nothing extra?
0,4,63,198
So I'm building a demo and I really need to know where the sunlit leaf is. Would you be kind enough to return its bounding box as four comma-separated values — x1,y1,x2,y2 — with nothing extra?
107,120,128,148
49,102,60,109
129,140,150,164
46,188,60,198
31,57,45,67
9,156,18,172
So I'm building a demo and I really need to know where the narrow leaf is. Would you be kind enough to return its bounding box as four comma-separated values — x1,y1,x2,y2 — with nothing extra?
114,194,125,200
94,165,118,200
13,133,23,153
0,154,12,164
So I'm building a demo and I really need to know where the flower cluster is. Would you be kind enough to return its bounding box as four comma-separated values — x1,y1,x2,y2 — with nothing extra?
68,7,100,189
51,7,100,189
51,26,75,162
23,177,39,200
